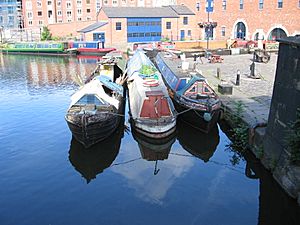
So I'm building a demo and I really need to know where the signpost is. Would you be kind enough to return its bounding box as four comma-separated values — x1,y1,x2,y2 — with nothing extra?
205,0,214,50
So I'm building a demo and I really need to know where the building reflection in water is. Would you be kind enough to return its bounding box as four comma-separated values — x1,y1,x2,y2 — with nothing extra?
0,54,96,89
131,126,176,175
68,122,125,183
176,118,220,162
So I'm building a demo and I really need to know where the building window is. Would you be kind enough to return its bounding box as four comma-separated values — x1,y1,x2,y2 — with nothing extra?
112,0,118,6
26,1,32,10
57,10,62,16
166,21,171,29
86,0,91,4
67,1,72,8
37,11,42,16
77,17,82,21
87,8,91,13
37,1,42,7
187,30,191,37
87,17,91,20
77,9,82,15
67,11,72,17
278,0,283,8
57,1,61,7
28,20,33,25
27,12,33,19
7,6,13,14
48,1,52,6
196,2,200,11
240,0,244,9
222,0,226,10
77,0,82,6
38,20,43,25
221,27,226,36
259,0,264,9
116,22,121,30
183,17,188,25
104,0,108,5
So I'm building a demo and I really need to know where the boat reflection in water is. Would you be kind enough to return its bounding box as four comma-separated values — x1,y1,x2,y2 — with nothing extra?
176,118,220,162
131,124,176,175
68,122,124,183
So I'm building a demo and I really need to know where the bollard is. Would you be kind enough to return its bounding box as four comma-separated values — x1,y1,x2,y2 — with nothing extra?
250,62,255,77
217,67,221,79
236,70,240,86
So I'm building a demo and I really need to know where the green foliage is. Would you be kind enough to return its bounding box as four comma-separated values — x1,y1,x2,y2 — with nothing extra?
286,108,300,164
161,36,170,42
51,36,61,41
41,26,52,41
139,64,157,76
229,101,249,151
226,101,249,165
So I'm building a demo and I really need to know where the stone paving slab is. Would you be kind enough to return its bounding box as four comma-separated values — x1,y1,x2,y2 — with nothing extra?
186,53,278,127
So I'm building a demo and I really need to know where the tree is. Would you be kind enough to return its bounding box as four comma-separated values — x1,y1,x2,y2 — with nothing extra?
41,26,52,41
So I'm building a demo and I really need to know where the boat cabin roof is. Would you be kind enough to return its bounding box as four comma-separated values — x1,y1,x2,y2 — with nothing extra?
95,75,123,95
156,52,205,80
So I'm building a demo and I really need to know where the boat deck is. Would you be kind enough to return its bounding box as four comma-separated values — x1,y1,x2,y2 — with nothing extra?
156,52,205,79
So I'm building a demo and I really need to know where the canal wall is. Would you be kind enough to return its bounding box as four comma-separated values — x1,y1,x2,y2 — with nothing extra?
189,36,300,205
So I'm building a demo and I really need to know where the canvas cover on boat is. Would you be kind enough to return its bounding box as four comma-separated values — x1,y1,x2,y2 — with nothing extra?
96,75,123,95
69,76,120,109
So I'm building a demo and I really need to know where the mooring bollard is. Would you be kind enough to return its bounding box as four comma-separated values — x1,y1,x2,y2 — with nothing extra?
217,67,221,79
236,70,240,86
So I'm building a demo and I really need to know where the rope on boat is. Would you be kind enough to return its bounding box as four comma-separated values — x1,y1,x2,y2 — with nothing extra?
175,108,194,117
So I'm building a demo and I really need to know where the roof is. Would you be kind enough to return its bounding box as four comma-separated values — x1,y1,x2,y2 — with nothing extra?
78,22,108,33
168,5,195,15
102,6,179,18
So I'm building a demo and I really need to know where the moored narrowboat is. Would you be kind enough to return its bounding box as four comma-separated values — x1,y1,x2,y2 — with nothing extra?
126,50,176,138
0,42,71,55
154,52,221,133
70,41,116,56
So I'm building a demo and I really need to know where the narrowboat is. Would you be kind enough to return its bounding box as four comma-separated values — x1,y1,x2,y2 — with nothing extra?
126,50,176,138
154,52,221,133
69,120,124,183
70,41,116,56
65,56,126,148
0,42,71,55
176,119,219,162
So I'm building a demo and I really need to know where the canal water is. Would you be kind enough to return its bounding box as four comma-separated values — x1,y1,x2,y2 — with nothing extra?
0,54,299,225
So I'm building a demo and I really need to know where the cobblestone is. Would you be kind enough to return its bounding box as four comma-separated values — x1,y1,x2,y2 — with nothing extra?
188,53,278,126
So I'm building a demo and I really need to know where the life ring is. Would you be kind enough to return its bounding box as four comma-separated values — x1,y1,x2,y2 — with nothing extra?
142,79,159,87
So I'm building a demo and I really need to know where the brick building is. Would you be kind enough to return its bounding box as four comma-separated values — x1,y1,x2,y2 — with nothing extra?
177,0,300,41
22,0,176,28
21,0,300,47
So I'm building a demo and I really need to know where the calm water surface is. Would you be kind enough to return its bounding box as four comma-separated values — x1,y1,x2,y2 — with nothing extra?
0,54,299,225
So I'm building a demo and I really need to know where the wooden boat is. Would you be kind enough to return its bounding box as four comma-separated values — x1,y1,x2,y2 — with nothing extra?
126,50,176,138
176,119,219,162
65,56,126,148
69,121,124,183
0,42,71,55
154,51,221,133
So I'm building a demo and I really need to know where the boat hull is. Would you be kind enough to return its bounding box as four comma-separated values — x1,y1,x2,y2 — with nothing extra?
174,98,220,133
66,98,124,148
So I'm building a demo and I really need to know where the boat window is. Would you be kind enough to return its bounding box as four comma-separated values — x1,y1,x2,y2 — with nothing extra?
186,85,196,94
37,44,43,48
176,78,188,91
76,94,105,105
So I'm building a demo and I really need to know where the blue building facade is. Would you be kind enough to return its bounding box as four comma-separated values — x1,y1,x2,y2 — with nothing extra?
127,18,162,43
0,0,22,29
